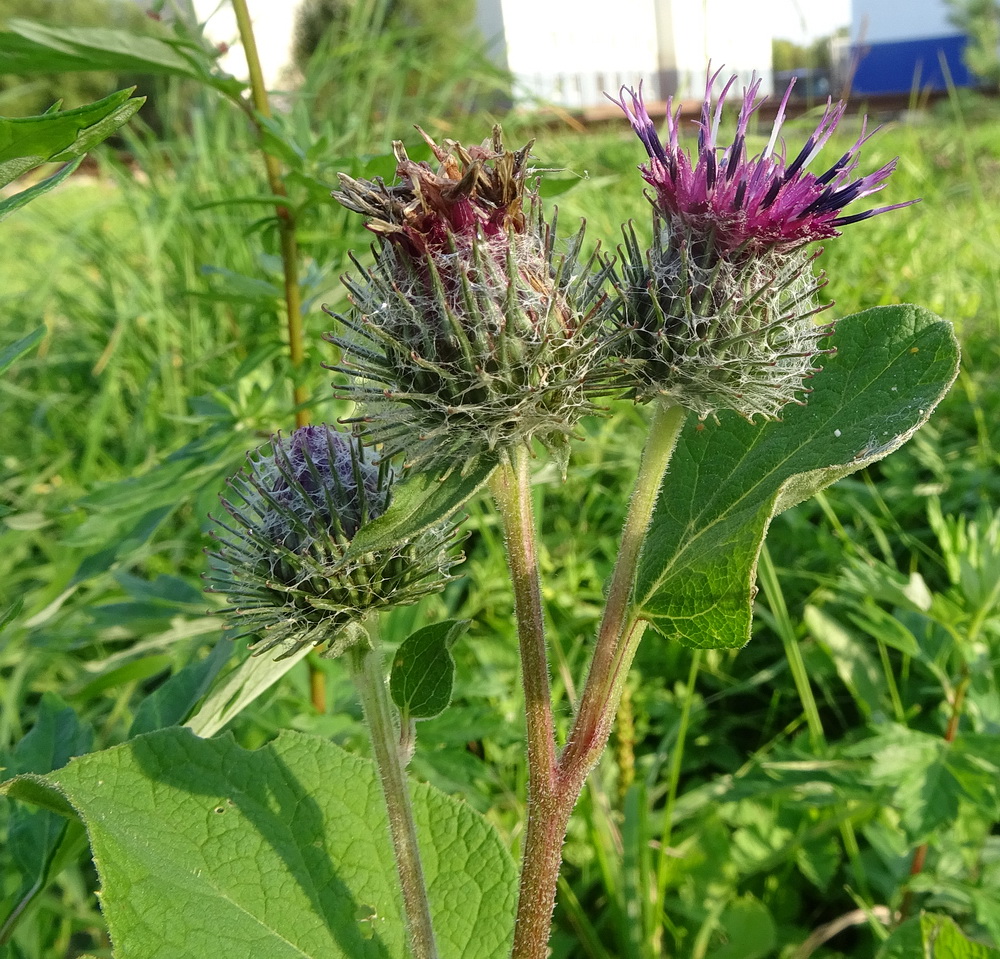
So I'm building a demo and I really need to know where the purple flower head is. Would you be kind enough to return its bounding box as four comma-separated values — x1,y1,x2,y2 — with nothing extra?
270,425,387,540
610,70,917,254
206,424,462,660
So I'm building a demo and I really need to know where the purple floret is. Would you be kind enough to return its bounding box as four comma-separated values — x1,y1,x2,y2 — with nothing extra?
609,69,917,253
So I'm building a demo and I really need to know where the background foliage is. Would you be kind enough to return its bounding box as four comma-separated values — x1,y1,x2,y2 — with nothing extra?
945,0,1000,88
0,0,164,117
1,3,999,958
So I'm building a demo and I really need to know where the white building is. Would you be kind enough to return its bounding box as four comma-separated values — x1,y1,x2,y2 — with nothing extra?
480,0,775,108
194,0,776,107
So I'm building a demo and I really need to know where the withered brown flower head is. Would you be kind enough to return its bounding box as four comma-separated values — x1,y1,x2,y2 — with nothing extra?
335,126,532,258
326,127,621,473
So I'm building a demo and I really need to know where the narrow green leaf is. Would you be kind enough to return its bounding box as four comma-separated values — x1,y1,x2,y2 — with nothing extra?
2,728,517,959
0,21,246,100
347,454,497,558
804,604,885,718
0,157,82,222
200,265,283,299
257,115,307,170
390,620,468,720
184,644,311,738
846,604,924,659
129,641,234,737
0,326,44,375
192,193,296,211
0,88,142,171
70,655,173,702
3,20,198,79
634,305,959,649
0,597,23,634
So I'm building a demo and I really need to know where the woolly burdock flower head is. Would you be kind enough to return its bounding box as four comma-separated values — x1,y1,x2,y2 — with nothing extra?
325,126,618,473
206,425,462,659
608,70,917,419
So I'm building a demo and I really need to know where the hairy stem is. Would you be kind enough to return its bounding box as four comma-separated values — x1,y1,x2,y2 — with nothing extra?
562,400,686,777
499,402,686,958
489,450,558,785
489,449,559,959
350,636,438,959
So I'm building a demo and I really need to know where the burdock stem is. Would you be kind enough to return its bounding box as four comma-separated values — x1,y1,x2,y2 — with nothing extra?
562,399,686,779
496,401,686,959
350,633,439,959
489,448,559,958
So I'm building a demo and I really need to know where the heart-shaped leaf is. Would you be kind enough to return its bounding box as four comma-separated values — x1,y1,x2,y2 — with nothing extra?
635,305,959,649
2,728,516,959
390,620,468,721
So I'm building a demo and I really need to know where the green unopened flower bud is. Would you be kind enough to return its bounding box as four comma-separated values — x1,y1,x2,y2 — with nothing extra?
325,127,621,473
206,425,462,659
613,215,833,419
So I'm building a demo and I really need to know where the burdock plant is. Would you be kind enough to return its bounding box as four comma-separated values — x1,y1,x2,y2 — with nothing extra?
204,74,954,959
0,16,963,959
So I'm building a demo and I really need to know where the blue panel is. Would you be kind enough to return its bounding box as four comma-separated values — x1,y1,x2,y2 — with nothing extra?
851,34,973,94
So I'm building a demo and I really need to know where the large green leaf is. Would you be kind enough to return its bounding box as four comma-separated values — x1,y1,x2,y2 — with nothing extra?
878,913,1000,958
635,305,959,649
2,728,516,959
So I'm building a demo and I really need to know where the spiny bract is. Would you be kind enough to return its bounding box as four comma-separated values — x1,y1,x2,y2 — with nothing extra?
326,127,624,474
206,425,462,659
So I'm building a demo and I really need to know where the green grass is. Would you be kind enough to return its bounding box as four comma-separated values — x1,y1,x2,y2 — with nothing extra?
2,68,1000,959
